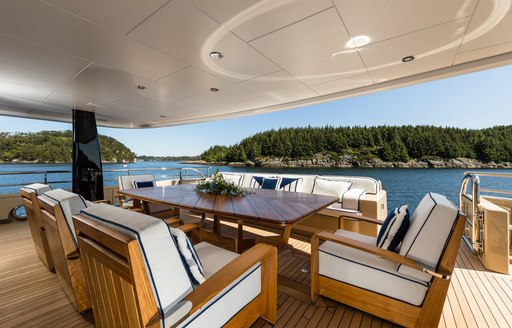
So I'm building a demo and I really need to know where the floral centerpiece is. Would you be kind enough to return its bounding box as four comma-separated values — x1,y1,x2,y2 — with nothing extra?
195,171,247,196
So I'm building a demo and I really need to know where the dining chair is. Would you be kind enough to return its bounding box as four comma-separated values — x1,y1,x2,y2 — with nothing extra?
73,203,278,327
20,183,55,271
38,188,92,313
311,192,465,327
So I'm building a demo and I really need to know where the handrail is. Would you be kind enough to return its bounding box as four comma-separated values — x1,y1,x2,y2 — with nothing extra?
0,166,211,191
459,171,512,255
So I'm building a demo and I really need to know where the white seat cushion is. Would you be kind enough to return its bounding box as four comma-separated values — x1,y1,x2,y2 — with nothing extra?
194,242,239,278
178,263,262,328
398,193,459,281
319,229,429,306
79,204,194,328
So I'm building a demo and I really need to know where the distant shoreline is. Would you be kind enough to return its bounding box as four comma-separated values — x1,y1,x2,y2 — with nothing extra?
182,157,512,169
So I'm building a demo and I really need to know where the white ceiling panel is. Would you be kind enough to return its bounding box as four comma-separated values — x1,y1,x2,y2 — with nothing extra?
0,34,89,96
61,64,187,103
455,42,512,65
250,8,366,86
309,73,374,96
191,0,333,42
128,0,279,82
0,0,187,80
42,0,169,35
458,0,512,53
333,0,477,45
360,18,470,83
238,70,318,102
0,81,53,102
159,67,239,100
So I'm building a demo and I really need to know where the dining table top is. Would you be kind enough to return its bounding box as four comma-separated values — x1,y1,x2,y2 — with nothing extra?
119,184,339,226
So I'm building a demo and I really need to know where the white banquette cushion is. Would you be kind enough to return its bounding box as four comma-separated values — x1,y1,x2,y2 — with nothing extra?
40,189,91,248
319,229,429,306
312,178,352,200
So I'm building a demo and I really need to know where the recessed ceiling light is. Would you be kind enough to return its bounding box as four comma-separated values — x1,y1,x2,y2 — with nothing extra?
210,87,219,92
160,115,166,118
136,85,147,90
209,52,224,60
402,55,415,63
345,35,371,49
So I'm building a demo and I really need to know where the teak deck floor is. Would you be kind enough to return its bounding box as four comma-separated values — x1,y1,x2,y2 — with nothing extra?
1,219,511,328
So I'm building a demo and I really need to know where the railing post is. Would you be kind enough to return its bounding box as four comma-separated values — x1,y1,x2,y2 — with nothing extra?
44,172,48,184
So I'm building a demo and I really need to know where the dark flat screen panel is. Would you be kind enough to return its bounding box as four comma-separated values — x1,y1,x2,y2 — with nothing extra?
72,109,104,201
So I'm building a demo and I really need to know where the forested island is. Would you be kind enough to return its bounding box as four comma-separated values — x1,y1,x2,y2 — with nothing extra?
0,130,136,163
137,155,199,162
199,125,512,168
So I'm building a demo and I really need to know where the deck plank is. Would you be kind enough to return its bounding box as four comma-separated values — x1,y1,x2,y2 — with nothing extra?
1,219,512,328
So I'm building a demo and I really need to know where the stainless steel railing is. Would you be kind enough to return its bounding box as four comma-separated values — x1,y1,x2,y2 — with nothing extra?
459,171,512,254
0,166,211,192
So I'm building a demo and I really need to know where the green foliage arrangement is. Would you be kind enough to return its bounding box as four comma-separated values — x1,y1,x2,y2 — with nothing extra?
195,171,247,196
0,130,136,163
199,125,512,163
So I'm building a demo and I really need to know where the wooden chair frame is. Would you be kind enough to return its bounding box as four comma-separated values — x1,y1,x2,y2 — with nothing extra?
20,187,54,271
311,212,466,328
38,196,91,313
73,213,278,328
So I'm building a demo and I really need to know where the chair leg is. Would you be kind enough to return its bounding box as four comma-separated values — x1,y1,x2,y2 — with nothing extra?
310,233,320,303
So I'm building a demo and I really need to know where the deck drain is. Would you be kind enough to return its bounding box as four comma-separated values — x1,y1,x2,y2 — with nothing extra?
300,268,308,273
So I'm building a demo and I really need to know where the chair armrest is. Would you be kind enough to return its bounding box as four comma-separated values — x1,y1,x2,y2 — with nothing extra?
184,243,276,313
94,199,112,205
314,231,451,280
66,249,80,260
339,212,383,225
164,217,184,227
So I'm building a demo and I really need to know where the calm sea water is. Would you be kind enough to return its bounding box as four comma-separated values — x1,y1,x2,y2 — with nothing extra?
2,162,511,212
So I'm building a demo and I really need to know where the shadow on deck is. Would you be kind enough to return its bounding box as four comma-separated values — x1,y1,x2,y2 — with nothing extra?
1,219,511,328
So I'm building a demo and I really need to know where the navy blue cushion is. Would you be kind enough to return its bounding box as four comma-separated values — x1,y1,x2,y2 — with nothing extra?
279,177,300,191
261,178,280,190
376,205,410,252
134,180,155,188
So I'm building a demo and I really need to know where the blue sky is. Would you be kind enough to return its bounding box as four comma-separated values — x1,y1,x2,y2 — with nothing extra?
1,64,512,156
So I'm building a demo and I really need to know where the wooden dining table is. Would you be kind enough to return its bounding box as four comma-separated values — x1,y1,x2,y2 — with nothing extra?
118,184,338,252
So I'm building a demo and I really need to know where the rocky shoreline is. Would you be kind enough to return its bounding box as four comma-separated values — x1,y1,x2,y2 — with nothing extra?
203,155,512,169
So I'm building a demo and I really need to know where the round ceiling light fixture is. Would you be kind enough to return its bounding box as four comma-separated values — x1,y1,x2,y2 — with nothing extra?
136,85,147,90
209,51,224,60
210,87,219,92
345,35,371,49
402,55,415,63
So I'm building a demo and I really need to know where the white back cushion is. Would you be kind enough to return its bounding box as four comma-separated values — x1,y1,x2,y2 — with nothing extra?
219,172,244,186
118,174,156,190
41,189,90,248
312,178,352,200
24,183,53,195
398,193,459,281
319,175,379,194
79,203,193,323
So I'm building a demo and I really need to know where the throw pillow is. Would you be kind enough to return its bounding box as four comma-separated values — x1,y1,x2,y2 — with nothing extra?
133,180,155,189
169,227,205,286
376,205,410,252
261,177,280,190
279,177,302,192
